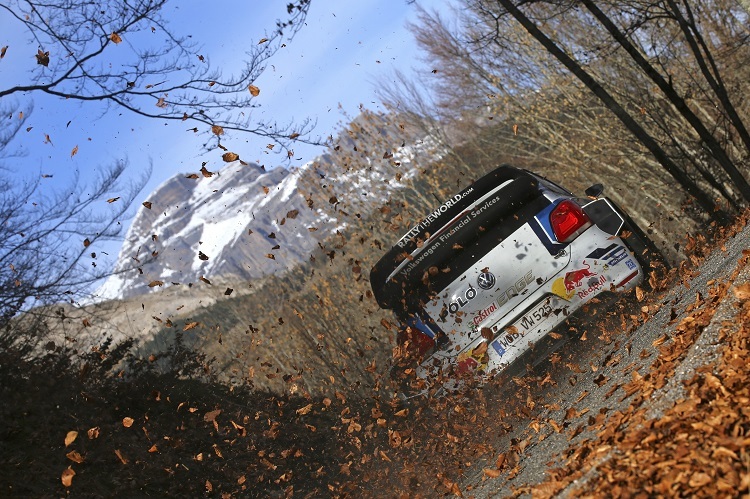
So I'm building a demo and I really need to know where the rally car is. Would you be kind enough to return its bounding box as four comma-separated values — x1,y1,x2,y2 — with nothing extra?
370,165,661,393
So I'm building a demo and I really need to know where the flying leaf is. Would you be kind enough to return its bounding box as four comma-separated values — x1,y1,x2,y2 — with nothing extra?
83,238,91,247
204,409,221,422
198,251,209,261
200,165,214,177
296,404,313,415
114,449,128,465
224,288,233,296
61,468,75,487
148,280,163,287
289,132,300,139
258,38,269,44
142,201,152,209
184,321,199,331
122,417,134,428
87,427,100,439
35,49,50,66
110,32,122,44
155,97,167,108
66,451,84,463
0,46,7,59
211,125,224,136
248,85,260,96
107,197,120,203
222,152,239,162
65,431,78,447
185,173,199,179
199,276,211,285
44,133,52,144
70,145,79,158
286,209,299,219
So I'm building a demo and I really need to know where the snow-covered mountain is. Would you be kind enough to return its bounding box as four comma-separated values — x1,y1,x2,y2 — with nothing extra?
96,119,442,301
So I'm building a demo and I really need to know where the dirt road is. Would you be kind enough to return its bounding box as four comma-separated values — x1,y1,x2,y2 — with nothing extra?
459,219,750,498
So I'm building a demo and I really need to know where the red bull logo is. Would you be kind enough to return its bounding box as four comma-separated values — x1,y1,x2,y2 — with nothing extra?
552,262,598,300
564,262,596,291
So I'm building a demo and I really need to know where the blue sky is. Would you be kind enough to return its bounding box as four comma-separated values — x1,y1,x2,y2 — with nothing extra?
1,1,448,202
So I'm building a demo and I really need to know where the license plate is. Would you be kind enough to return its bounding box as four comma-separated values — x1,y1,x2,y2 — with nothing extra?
491,297,559,357
518,301,553,331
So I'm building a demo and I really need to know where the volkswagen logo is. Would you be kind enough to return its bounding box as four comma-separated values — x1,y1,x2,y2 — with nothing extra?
477,271,496,290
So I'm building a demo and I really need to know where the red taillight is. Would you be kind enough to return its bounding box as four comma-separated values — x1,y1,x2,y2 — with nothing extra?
550,200,591,242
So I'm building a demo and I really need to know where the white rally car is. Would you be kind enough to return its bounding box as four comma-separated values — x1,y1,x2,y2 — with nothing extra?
370,165,661,392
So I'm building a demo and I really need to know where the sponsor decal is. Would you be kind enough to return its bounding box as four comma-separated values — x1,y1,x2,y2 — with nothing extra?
587,244,628,266
473,302,498,326
457,343,490,373
399,240,442,277
496,270,535,306
448,286,478,314
438,215,471,243
477,271,496,290
551,262,597,300
395,188,474,248
577,275,607,299
625,258,637,270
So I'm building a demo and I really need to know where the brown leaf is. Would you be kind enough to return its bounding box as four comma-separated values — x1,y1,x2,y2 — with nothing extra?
82,318,92,327
296,404,313,415
483,468,501,478
183,321,199,331
199,276,211,285
248,84,260,96
289,132,300,140
142,201,152,209
733,282,750,302
185,173,199,179
258,38,269,44
35,49,49,66
70,145,79,158
114,449,128,465
222,152,239,162
155,96,167,108
61,468,75,487
0,46,7,59
204,409,221,422
286,209,299,219
224,288,233,296
148,444,158,453
211,125,224,136
122,417,134,428
66,450,84,463
87,427,100,439
198,251,209,261
200,165,213,177
110,32,122,44
107,197,120,203
148,280,164,288
65,431,78,447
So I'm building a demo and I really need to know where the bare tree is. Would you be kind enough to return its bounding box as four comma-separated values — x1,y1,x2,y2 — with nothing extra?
0,0,314,150
0,161,149,328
